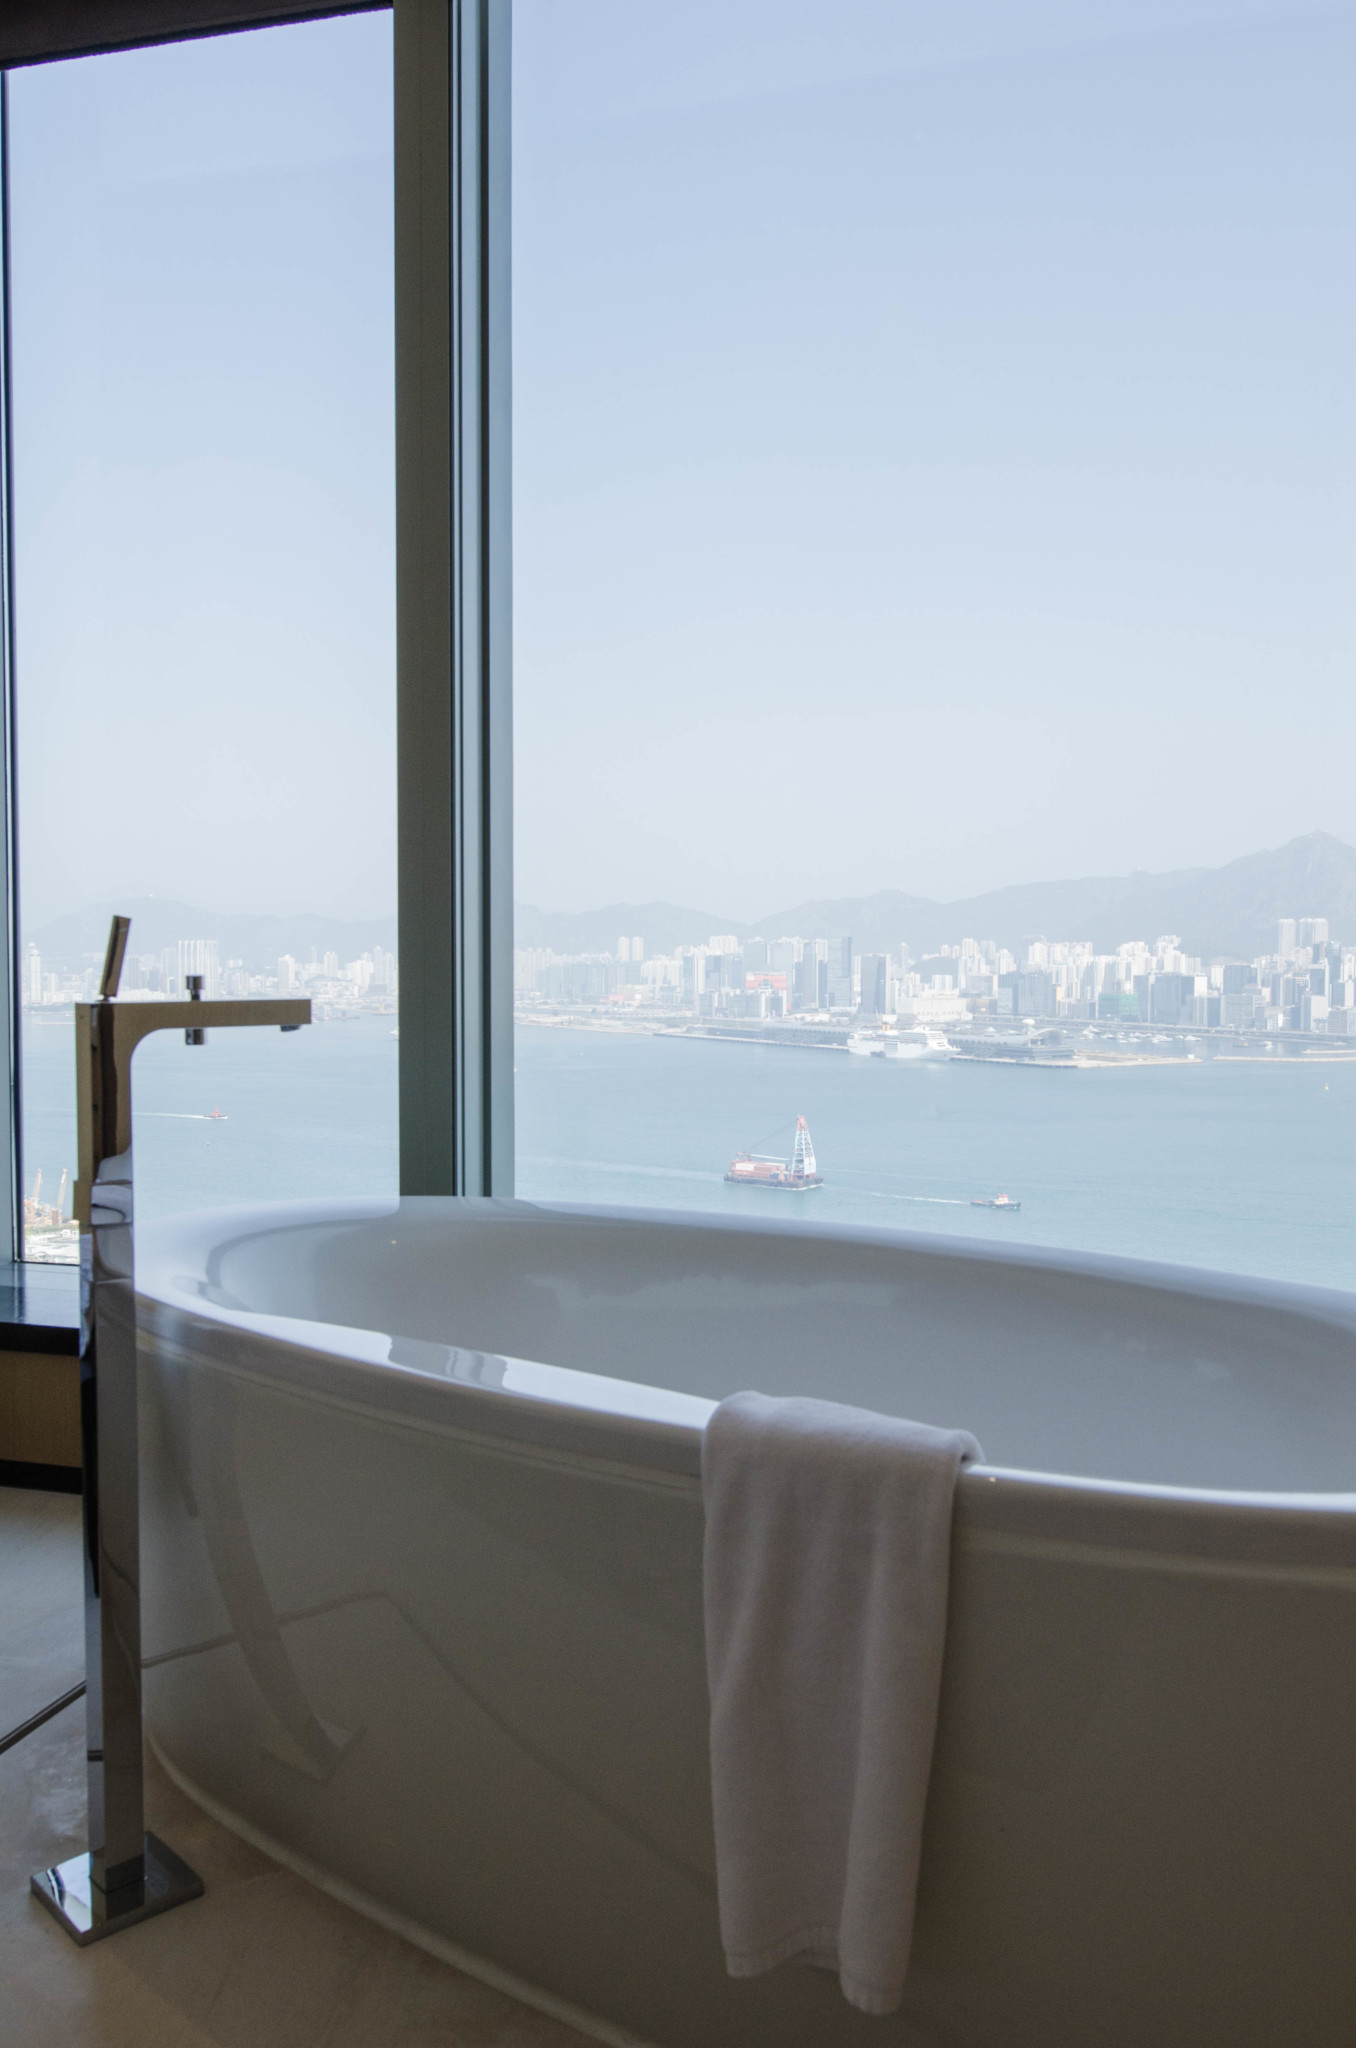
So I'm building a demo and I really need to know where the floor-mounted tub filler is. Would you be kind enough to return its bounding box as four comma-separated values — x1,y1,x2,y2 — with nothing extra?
135,1198,1356,2048
29,914,312,1944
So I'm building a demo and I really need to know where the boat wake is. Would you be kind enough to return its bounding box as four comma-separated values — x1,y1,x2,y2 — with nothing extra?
136,1112,228,1122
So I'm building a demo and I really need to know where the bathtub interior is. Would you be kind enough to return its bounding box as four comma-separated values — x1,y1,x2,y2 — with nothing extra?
140,1196,1356,1496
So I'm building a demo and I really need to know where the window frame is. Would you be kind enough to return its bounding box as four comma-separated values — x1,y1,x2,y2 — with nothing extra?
395,0,514,1199
0,0,514,1263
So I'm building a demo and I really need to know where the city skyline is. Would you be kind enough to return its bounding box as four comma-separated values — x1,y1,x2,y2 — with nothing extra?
23,827,1356,981
516,913,1355,1041
22,933,397,1019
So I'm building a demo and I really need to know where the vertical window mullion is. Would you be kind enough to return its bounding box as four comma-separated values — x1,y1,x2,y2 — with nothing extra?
0,75,22,1262
395,0,512,1198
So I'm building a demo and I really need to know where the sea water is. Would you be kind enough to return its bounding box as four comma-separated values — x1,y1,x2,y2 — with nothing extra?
514,1026,1356,1294
20,1009,400,1230
19,1014,1356,1296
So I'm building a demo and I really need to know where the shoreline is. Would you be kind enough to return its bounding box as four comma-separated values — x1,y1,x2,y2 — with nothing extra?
514,1014,1356,1068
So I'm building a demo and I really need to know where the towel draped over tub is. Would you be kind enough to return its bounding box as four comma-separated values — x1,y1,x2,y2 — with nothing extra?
702,1391,982,2017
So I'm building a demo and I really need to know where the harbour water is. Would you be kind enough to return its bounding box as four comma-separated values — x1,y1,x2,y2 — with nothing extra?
19,1013,1356,1297
515,1025,1356,1295
20,1009,400,1241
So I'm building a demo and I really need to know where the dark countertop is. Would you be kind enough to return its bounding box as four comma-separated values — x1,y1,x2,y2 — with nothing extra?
0,1262,80,1349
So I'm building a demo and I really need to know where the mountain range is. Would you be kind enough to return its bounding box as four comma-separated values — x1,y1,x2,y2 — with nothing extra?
29,833,1356,972
27,899,397,975
515,833,1356,963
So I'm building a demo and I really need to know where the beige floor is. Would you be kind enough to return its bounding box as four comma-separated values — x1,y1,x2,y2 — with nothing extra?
0,1487,85,1732
0,1487,593,2048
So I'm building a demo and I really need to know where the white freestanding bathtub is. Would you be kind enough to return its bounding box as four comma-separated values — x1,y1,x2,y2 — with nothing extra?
135,1197,1356,2048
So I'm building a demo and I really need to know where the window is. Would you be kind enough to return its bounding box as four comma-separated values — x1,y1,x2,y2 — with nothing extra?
10,12,396,1259
512,0,1356,1288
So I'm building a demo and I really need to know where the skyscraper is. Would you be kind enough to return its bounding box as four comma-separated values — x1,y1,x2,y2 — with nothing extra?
858,954,888,1016
177,937,220,998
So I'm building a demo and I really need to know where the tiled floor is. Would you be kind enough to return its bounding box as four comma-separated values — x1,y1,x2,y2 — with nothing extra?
0,1485,594,2048
0,1487,84,1733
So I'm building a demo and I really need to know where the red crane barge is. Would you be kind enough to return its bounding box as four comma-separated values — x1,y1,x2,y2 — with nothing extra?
725,1116,823,1191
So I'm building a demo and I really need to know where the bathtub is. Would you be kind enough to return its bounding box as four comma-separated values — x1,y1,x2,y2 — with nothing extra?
135,1197,1356,2048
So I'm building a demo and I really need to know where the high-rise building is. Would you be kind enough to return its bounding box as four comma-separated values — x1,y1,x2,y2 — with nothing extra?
1302,992,1329,1032
1016,969,1057,1017
277,954,297,994
822,934,854,1009
1277,918,1297,958
792,956,827,1010
25,944,40,1007
1149,973,1196,1025
1298,917,1329,948
177,937,220,997
858,954,888,1016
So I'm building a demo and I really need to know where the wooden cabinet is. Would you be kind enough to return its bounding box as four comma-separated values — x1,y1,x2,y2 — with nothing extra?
0,1332,80,1483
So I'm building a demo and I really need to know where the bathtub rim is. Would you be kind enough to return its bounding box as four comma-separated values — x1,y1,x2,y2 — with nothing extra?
133,1193,1356,1529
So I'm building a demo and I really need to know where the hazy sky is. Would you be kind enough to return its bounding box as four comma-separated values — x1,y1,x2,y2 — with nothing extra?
10,13,394,931
512,0,1356,918
9,2,1356,930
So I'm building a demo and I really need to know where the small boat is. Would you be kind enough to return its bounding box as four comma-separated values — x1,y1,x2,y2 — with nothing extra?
971,1193,1021,1211
206,1107,227,1121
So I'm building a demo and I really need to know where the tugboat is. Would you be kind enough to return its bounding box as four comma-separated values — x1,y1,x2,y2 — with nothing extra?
725,1116,823,1191
971,1192,1021,1211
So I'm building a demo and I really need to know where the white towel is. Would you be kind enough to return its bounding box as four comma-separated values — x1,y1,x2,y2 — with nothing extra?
702,1391,982,2017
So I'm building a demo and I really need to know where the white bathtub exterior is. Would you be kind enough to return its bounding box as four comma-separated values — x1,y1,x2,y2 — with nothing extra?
135,1198,1356,2048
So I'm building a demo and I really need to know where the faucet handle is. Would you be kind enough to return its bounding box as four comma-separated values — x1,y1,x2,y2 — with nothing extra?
99,915,131,999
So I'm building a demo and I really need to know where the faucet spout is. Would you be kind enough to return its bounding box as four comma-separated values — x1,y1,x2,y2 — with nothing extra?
74,994,312,1222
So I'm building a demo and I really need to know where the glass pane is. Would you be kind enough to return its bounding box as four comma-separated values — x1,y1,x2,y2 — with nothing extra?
12,14,396,1261
513,0,1356,1287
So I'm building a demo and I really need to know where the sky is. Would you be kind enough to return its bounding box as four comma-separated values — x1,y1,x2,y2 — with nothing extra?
9,13,395,932
512,0,1356,918
8,1,1356,931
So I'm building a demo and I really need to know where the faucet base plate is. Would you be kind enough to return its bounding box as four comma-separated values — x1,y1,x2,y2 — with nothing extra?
31,1832,203,1944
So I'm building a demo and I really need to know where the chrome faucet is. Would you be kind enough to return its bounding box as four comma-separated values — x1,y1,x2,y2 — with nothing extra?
31,916,311,1943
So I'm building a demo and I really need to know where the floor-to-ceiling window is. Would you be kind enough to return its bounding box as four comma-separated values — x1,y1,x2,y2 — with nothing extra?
512,0,1356,1290
10,11,396,1259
